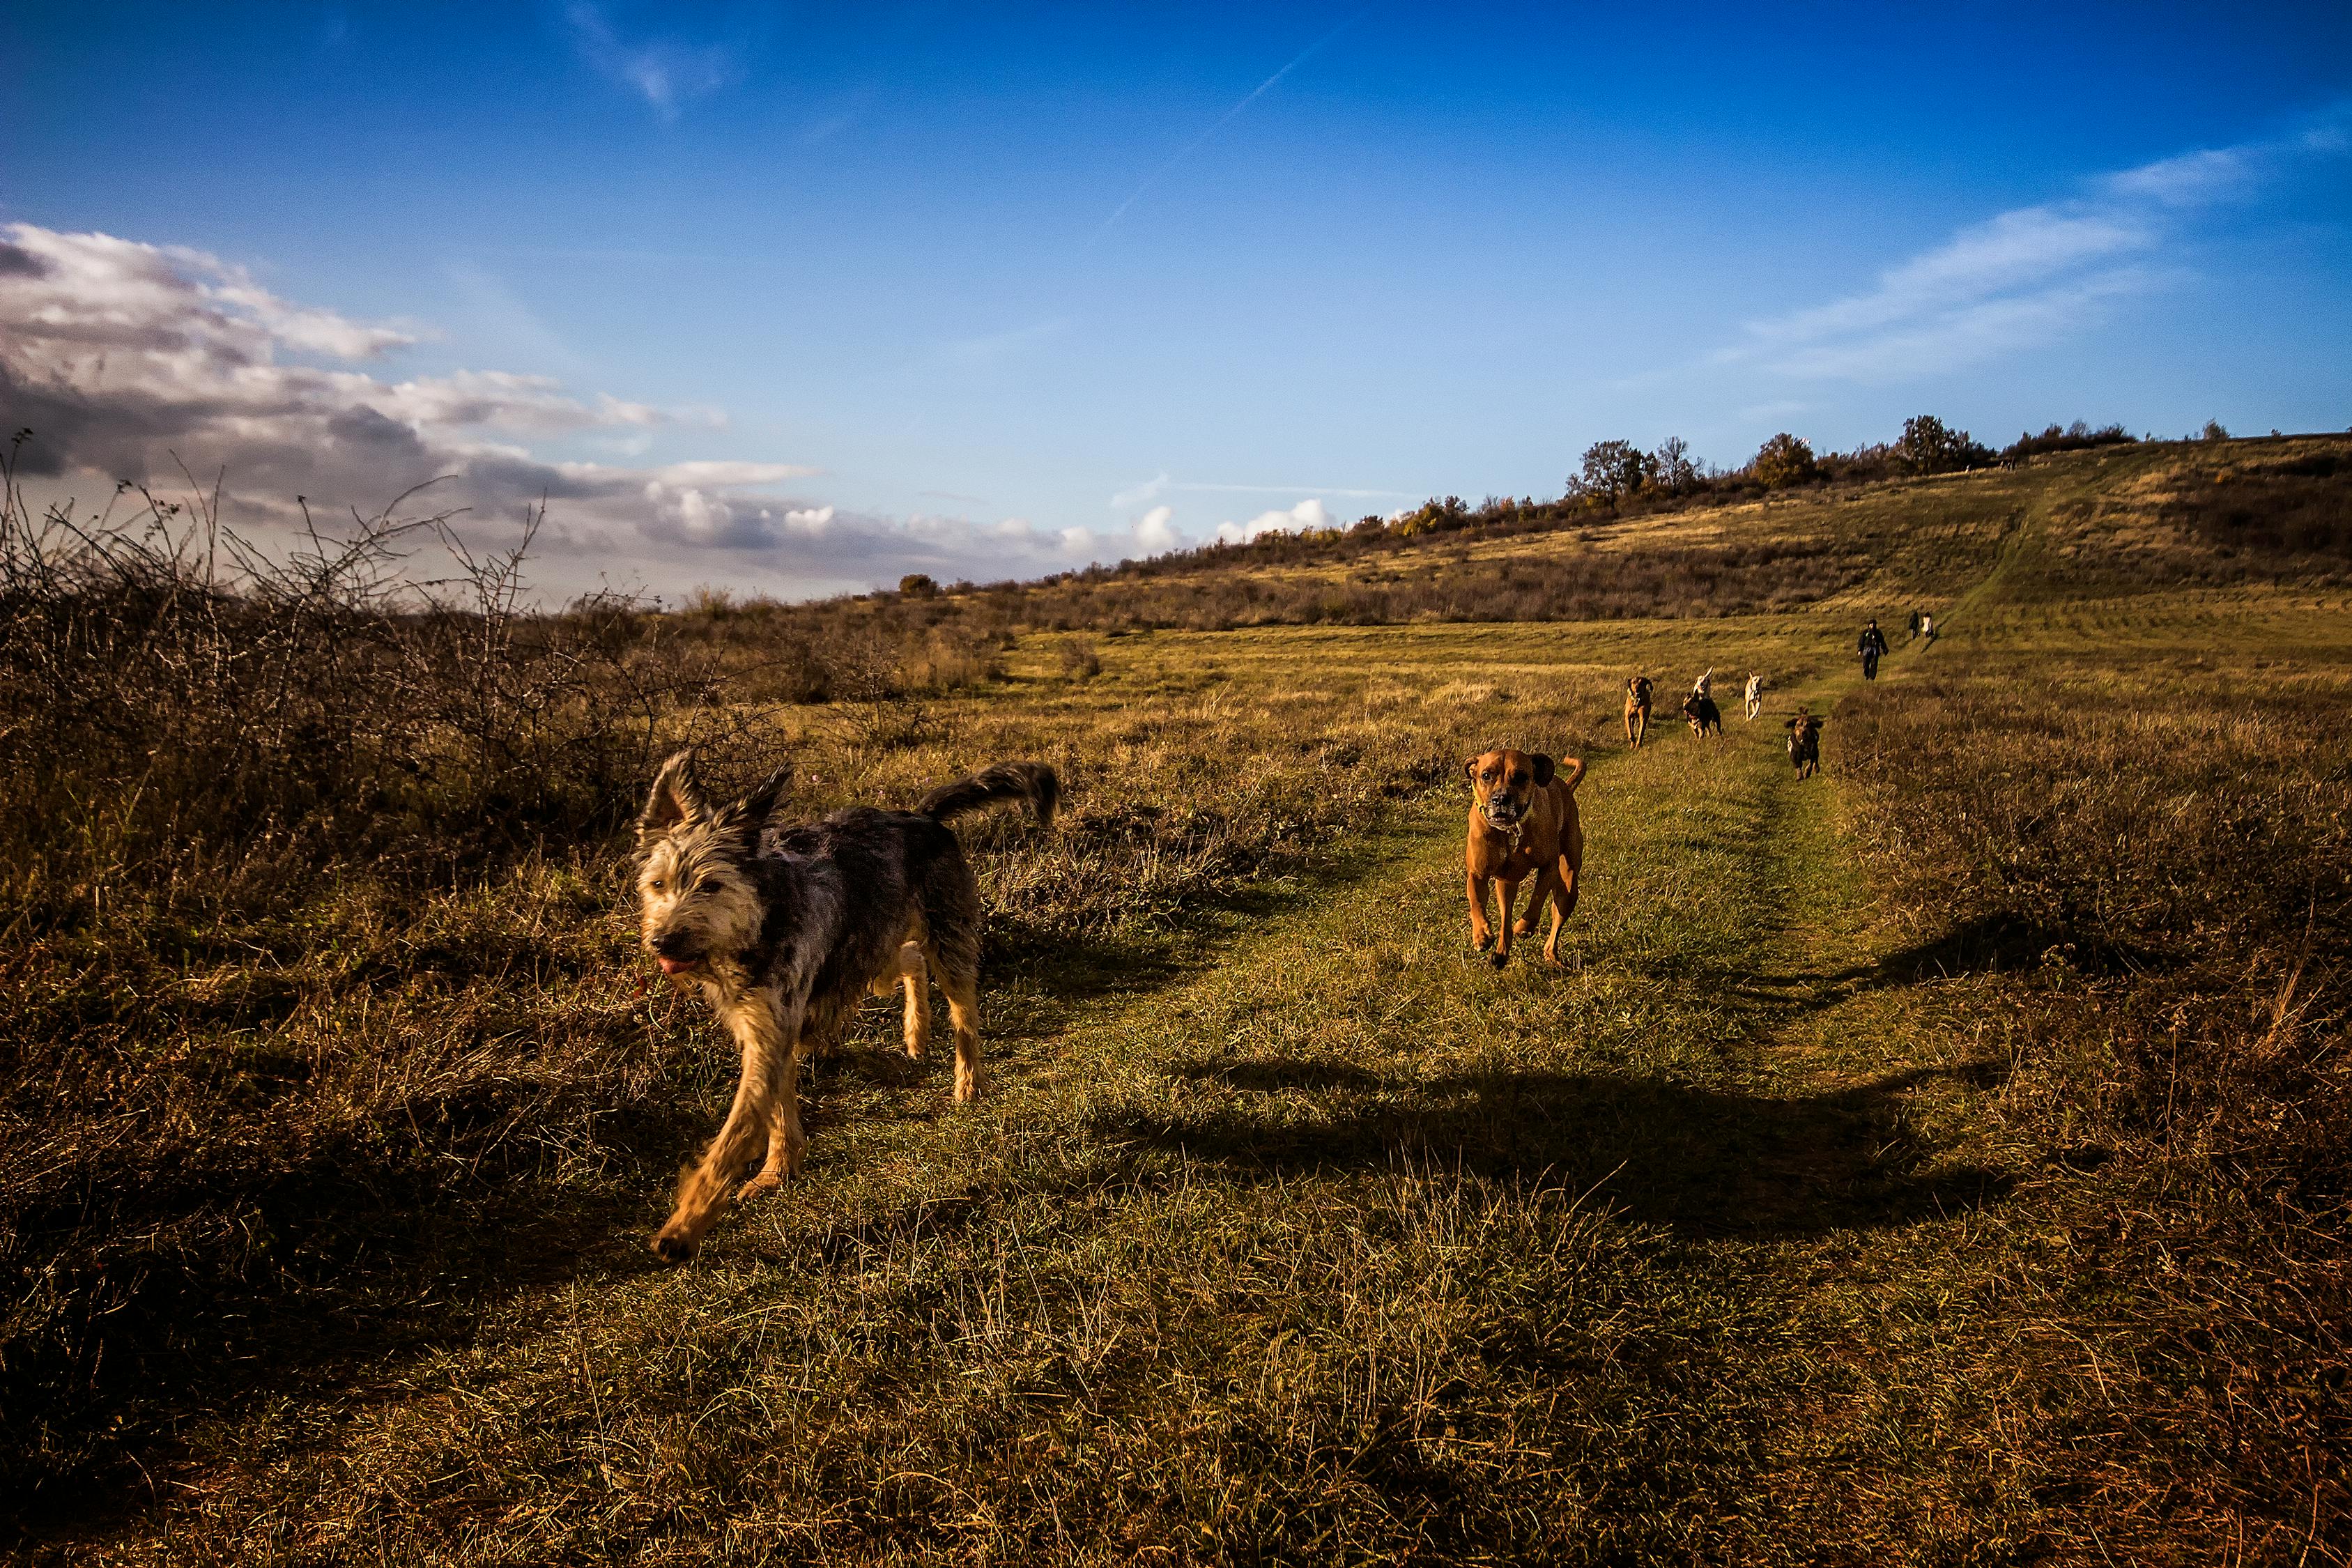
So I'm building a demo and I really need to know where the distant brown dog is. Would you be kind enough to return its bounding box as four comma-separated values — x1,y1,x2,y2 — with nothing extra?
1623,676,1653,748
1464,748,1587,967
1785,709,1824,778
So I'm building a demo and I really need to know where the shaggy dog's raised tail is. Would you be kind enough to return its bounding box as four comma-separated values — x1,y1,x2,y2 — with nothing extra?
918,761,1059,828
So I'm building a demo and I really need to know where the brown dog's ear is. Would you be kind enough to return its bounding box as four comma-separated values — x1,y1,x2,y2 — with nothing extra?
1463,755,1480,783
639,751,709,847
1532,753,1555,787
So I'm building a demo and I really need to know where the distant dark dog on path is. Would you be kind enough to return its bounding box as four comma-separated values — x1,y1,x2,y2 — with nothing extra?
633,753,1056,1262
1624,676,1653,748
1785,709,1824,778
1683,691,1722,737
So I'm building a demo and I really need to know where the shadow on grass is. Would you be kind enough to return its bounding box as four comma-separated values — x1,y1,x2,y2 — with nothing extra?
1099,1059,2012,1236
5,815,1443,1536
1724,912,2172,1015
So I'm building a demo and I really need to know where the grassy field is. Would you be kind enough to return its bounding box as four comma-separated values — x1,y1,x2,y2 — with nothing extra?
5,438,2348,1562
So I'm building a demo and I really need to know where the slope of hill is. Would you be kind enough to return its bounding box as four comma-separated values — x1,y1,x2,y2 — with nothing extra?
2,433,2348,1563
668,435,2351,659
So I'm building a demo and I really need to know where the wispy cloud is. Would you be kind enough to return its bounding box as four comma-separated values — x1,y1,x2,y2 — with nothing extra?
1095,11,1363,238
563,3,746,121
1730,102,2352,383
942,316,1073,367
1109,472,1411,509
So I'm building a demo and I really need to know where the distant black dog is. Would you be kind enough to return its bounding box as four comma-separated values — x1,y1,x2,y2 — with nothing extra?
1682,692,1721,737
1785,710,1824,778
634,753,1057,1261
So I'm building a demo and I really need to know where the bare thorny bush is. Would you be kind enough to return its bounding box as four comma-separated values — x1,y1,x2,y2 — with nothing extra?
0,433,760,926
0,439,789,1503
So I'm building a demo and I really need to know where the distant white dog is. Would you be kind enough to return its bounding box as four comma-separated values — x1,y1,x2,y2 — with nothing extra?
1690,666,1714,701
1743,672,1764,721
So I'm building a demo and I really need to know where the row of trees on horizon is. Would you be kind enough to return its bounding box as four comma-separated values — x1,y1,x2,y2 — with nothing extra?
1029,414,2208,588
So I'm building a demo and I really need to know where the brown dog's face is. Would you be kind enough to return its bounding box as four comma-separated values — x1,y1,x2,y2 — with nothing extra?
1627,676,1652,704
634,752,788,975
1465,748,1556,829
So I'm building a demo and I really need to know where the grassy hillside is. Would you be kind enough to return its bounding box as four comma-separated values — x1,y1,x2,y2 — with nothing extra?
3,436,2348,1562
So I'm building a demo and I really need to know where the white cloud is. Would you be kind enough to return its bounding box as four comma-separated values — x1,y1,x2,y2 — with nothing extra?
1215,496,1330,545
1729,107,2352,383
1132,505,1181,552
0,222,1108,601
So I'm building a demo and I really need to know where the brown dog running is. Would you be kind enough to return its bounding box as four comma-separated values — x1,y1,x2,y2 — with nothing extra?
1623,676,1653,748
1464,748,1587,967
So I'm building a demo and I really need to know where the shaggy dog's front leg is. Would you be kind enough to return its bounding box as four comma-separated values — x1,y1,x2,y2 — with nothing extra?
654,989,800,1262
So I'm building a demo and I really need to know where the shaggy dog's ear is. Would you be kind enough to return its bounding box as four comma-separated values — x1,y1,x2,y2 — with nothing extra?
1532,753,1556,787
729,764,793,831
639,752,709,847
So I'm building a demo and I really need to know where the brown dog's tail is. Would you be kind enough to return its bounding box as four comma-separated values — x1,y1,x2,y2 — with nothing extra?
1555,755,1588,794
918,761,1059,828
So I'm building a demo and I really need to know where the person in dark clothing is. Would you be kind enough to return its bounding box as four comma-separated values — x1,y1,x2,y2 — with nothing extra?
1907,609,1921,642
1858,618,1889,680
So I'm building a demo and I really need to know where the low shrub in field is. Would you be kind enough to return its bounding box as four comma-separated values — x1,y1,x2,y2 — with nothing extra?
1836,667,2351,1555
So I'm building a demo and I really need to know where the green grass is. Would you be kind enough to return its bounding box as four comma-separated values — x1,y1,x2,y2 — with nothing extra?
10,438,2350,1564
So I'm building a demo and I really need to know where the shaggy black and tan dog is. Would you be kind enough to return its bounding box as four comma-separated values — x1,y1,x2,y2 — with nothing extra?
1682,691,1722,737
634,753,1056,1261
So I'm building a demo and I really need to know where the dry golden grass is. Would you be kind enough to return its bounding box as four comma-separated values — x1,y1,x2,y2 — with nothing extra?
5,435,2350,1562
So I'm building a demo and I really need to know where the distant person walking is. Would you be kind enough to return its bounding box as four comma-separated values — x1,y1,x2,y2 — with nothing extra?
1907,609,1921,643
1743,671,1764,721
1858,618,1889,681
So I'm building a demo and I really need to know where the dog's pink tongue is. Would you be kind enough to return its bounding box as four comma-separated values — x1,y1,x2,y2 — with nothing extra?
657,956,692,975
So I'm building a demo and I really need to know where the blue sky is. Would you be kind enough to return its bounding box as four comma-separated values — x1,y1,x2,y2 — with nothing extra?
4,2,2349,599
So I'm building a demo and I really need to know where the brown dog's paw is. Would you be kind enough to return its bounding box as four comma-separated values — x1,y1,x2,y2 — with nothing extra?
1488,950,1507,969
1471,929,1494,952
736,1171,783,1204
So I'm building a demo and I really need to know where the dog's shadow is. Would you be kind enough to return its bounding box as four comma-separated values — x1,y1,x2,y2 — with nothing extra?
1104,1057,2012,1237
1725,911,2173,1018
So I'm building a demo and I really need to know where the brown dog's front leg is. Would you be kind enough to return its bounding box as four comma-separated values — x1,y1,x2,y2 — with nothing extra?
1491,875,1521,967
1514,863,1559,939
1467,871,1494,953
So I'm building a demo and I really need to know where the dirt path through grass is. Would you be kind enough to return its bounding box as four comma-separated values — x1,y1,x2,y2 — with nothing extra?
81,637,2098,1564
